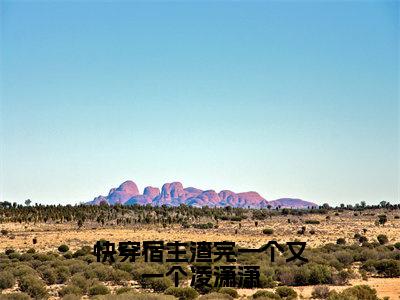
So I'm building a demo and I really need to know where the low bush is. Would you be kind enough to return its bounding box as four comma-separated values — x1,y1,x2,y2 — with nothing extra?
0,292,31,300
110,269,132,284
193,223,214,229
89,283,110,296
218,287,239,298
336,238,346,245
116,286,134,295
305,220,320,224
55,266,71,284
164,287,199,300
259,274,277,288
39,266,57,285
71,273,90,293
263,228,274,235
328,285,379,300
373,259,400,277
58,244,70,253
58,285,83,297
252,290,281,299
140,276,173,292
0,270,15,290
19,275,48,299
275,286,297,300
198,292,234,300
311,285,330,299
377,234,389,245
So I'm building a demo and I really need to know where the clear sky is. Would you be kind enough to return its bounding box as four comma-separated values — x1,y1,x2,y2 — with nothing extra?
1,1,398,206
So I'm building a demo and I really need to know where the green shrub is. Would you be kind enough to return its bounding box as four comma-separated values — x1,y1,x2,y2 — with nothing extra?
275,286,297,300
331,285,379,300
308,264,333,285
311,285,330,299
164,287,199,300
199,292,234,300
12,264,38,278
394,242,400,250
19,275,48,299
0,292,31,300
72,248,89,258
305,220,320,224
67,260,88,274
263,228,274,235
58,244,70,253
59,285,83,297
0,270,15,289
378,215,387,226
116,286,134,294
5,249,15,255
334,250,353,266
90,263,114,281
19,253,33,262
140,276,173,292
218,287,239,298
71,273,90,293
377,234,389,245
336,238,346,245
193,223,214,229
8,252,21,260
360,270,368,281
332,270,351,285
252,290,281,299
373,259,400,277
110,269,132,284
89,283,110,296
56,266,70,283
259,274,277,288
40,267,57,284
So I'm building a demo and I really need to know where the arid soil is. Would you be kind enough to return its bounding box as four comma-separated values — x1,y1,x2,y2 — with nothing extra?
1,210,398,252
0,210,399,299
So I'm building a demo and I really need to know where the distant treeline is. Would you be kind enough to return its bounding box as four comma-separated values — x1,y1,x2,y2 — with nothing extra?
0,200,398,227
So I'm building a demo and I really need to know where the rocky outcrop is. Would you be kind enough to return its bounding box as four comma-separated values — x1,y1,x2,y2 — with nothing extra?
87,180,318,208
105,180,140,205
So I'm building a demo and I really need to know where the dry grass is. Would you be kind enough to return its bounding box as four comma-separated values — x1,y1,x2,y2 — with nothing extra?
0,210,398,252
0,209,399,299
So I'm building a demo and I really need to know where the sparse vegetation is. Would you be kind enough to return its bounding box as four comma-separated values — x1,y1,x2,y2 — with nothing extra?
0,204,398,299
263,228,274,235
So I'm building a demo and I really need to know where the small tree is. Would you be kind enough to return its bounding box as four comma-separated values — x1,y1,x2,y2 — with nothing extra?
378,215,387,226
77,219,84,229
377,234,389,245
263,228,274,235
58,244,69,253
336,238,346,245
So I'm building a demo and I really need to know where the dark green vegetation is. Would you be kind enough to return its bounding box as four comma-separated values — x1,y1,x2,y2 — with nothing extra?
0,201,398,228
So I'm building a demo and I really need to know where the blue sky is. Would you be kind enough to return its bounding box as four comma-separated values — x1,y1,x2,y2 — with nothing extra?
1,1,398,206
